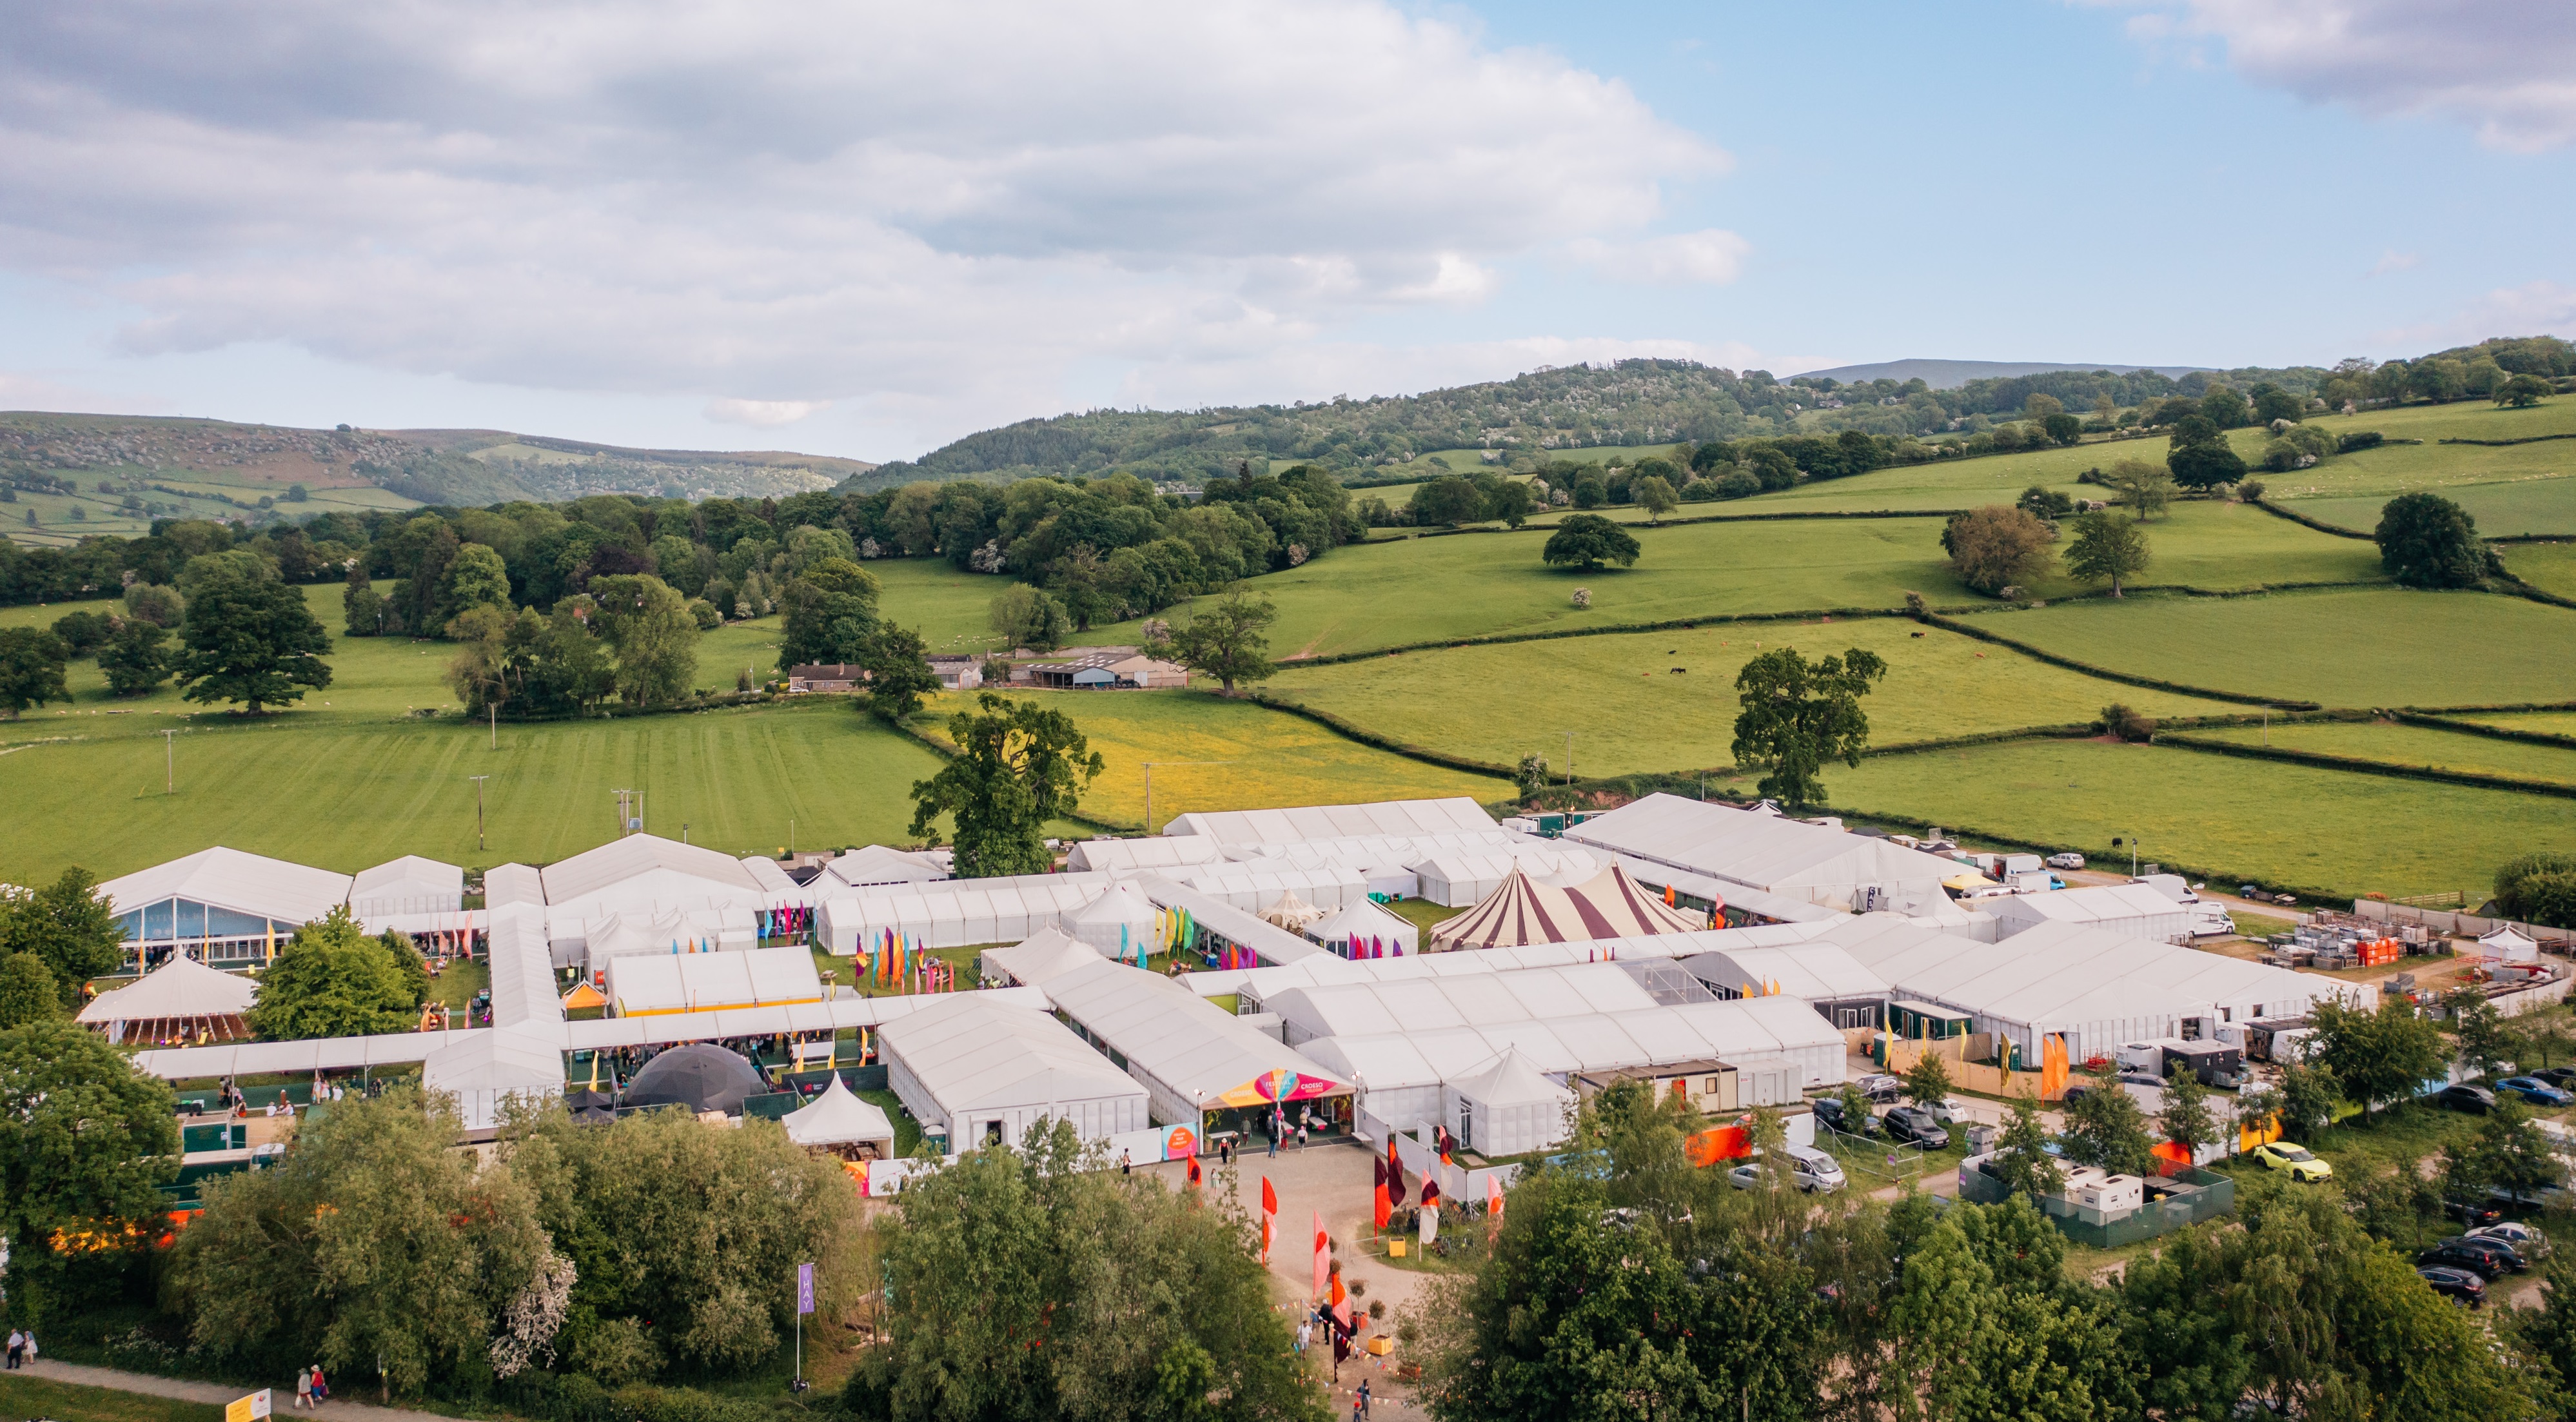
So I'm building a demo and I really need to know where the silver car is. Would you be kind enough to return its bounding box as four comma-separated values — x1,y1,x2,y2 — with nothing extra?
1724,1145,1847,1194
2468,1221,2552,1261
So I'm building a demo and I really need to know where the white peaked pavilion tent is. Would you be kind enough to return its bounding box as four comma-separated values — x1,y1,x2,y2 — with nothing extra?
1165,796,1499,844
781,1074,899,1157
99,846,356,969
1066,880,1161,958
77,956,259,1043
980,926,1103,987
1444,1047,1577,1158
1064,837,1228,874
1040,957,1350,1129
1411,842,1602,907
1261,890,1326,932
1431,864,1706,951
1307,898,1419,957
824,844,949,889
2478,925,2541,963
878,992,1152,1147
423,1027,565,1131
1567,793,1960,913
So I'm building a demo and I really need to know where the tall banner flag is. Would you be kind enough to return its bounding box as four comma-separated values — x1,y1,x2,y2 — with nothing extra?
1372,1154,1390,1230
1384,1134,1407,1209
1312,1211,1329,1298
1487,1174,1506,1221
1261,1176,1278,1263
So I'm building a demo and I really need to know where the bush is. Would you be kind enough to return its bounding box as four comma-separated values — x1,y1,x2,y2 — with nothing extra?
2495,854,2576,929
50,609,114,656
2099,703,2156,742
1713,468,1760,499
686,598,722,631
1941,506,2056,595
2337,431,2384,453
2374,491,2485,588
2237,480,2266,502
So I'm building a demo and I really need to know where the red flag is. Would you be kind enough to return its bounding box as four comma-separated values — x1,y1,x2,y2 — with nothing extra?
1186,1156,1203,1189
1261,1212,1273,1263
1261,1175,1279,1216
1385,1134,1407,1209
1372,1156,1390,1231
1312,1211,1329,1298
1261,1175,1277,1262
1487,1174,1506,1221
1421,1174,1440,1209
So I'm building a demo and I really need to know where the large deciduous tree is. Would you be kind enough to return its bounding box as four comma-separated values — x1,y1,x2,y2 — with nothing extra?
0,866,126,1009
987,584,1071,653
1152,586,1277,696
175,577,333,713
2374,491,2486,588
1941,505,2055,595
97,617,172,696
0,627,70,718
2065,510,2151,597
860,623,942,722
2306,996,2446,1120
587,573,698,706
1539,513,1641,571
2493,852,2576,929
1729,646,1887,806
909,693,1104,877
776,556,882,671
0,1018,180,1324
2060,1065,2158,1177
247,905,424,1040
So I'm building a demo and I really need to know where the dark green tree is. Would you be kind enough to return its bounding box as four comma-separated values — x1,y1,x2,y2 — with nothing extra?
589,573,699,707
1408,477,1488,527
1151,587,1277,696
860,623,942,721
247,906,421,1040
1631,474,1680,524
97,617,172,696
2061,1066,2158,1176
1728,646,1887,805
2374,491,2486,588
1903,1049,1952,1107
775,557,882,672
0,1018,180,1325
2306,996,2446,1120
2159,1062,2224,1162
2496,372,2552,408
0,866,127,1009
0,954,63,1029
909,693,1105,877
49,609,113,656
987,584,1070,653
1539,513,1642,571
175,577,332,713
1988,1095,2066,1201
2495,852,2576,929
2064,509,2151,597
0,627,70,718
2277,1061,2341,1141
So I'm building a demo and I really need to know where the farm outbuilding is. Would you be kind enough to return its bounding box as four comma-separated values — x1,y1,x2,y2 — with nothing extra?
1566,794,1959,914
1985,885,2195,943
877,993,1152,1149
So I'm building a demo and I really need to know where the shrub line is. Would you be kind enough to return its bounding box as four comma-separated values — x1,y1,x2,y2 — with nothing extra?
2393,710,2576,750
2437,432,2576,448
1915,612,2315,709
2250,497,2374,540
1276,606,1913,668
2152,731,2576,800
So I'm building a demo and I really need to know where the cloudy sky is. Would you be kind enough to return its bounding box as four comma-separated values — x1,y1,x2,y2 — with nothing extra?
3,0,2571,460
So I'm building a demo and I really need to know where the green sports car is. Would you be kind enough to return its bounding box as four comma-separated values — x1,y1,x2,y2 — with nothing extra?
2254,1141,2333,1183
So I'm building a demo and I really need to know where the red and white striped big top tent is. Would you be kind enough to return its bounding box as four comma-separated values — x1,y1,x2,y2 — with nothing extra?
1428,862,1709,951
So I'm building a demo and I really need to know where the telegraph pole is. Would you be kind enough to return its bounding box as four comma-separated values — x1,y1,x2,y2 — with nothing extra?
162,728,177,795
469,775,491,853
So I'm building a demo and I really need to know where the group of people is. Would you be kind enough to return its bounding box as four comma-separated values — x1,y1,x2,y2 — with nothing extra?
293,1363,331,1408
4,1328,36,1368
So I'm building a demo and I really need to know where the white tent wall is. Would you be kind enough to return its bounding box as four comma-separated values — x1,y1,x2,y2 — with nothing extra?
819,873,1110,954
1065,882,1161,957
1133,874,1330,966
1986,885,2194,943
348,855,466,918
1172,863,1368,913
1165,797,1497,845
1442,1054,1577,1158
1306,899,1420,956
422,1027,564,1132
1065,837,1228,873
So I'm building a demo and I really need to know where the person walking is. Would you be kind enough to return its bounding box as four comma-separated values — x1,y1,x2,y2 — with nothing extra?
1267,1125,1279,1158
295,1368,313,1410
308,1363,325,1406
1359,1379,1372,1419
1120,1150,1133,1176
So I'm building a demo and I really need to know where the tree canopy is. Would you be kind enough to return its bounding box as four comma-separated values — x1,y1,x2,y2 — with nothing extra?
247,906,427,1040
2064,510,2151,597
776,556,882,672
860,623,942,721
175,576,333,713
0,626,70,718
2374,491,2486,588
0,865,126,1009
1942,505,2054,595
0,1018,179,1324
1539,513,1642,571
1728,646,1887,805
1152,587,1278,696
909,693,1105,876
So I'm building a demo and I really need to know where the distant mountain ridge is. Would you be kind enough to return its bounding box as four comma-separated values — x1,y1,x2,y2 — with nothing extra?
1793,359,2214,390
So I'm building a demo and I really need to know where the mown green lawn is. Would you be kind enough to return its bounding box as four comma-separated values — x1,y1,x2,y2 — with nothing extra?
1957,587,2576,709
1827,737,2572,898
1266,617,2243,777
2292,477,2576,538
2190,718,2576,787
0,1375,222,1422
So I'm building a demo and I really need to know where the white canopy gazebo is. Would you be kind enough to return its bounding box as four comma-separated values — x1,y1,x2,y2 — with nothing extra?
1306,898,1419,958
78,957,259,1044
780,1074,899,1159
1261,891,1327,933
1442,1047,1577,1158
1066,880,1161,960
2477,925,2540,963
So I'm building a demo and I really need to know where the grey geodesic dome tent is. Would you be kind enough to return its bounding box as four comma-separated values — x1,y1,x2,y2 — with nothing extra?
623,1043,767,1115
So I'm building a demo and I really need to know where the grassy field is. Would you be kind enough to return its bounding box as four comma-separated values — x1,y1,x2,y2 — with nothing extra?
1829,737,2569,898
914,687,1503,833
2446,710,2576,738
0,1374,222,1422
2292,476,2576,538
2502,542,2576,598
0,697,955,882
2190,718,2576,787
2257,398,2576,502
1961,588,2576,708
1266,617,2244,776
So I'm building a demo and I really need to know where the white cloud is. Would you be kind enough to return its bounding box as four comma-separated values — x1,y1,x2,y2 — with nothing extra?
1567,230,1752,285
703,398,831,428
0,1,1731,453
2098,1,2576,151
2366,279,2576,350
2366,250,2419,277
0,370,170,415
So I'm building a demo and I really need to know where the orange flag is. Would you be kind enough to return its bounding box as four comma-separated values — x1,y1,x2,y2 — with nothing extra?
1261,1176,1278,1263
1312,1210,1329,1298
1487,1174,1505,1221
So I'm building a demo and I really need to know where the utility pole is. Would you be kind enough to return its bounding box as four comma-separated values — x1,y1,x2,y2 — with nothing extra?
162,728,177,795
1564,731,1575,785
1143,761,1232,835
489,700,498,750
469,775,491,853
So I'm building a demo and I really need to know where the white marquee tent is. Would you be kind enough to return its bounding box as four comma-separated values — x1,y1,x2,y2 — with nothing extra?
825,845,950,888
1174,862,1368,913
1444,1047,1577,1158
1411,844,1603,907
1306,898,1419,958
1985,884,2194,943
423,1027,565,1132
1063,837,1228,874
1261,963,1666,1046
879,993,1152,1147
780,1074,899,1156
1568,794,1959,913
77,956,259,1043
819,872,1110,953
1039,958,1348,1127
1065,880,1161,958
1166,797,1499,845
605,945,824,1016
980,927,1103,987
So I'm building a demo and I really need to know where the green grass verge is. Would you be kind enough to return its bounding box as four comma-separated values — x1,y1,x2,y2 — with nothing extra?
1265,617,2245,778
0,1374,223,1422
2261,398,2576,502
2502,542,2576,599
1824,736,2572,900
2293,477,2576,538
1958,588,2576,709
2188,719,2576,789
914,687,1503,833
2449,709,2576,740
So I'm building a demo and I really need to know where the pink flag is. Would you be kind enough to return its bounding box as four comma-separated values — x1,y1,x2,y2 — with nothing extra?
1312,1210,1329,1297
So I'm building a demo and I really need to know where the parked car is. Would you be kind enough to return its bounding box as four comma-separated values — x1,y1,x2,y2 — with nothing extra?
2118,1072,2167,1090
2045,852,2085,870
1727,1145,1847,1194
2416,1265,2488,1306
2441,1195,2506,1229
1856,1074,1905,1103
1882,1106,1951,1149
1813,1097,1880,1137
2251,1141,2333,1183
1927,1096,1974,1127
2417,1237,2521,1279
2059,1084,2094,1106
2468,1221,2553,1261
2530,1066,2576,1089
2495,1076,2576,1107
2431,1083,2497,1114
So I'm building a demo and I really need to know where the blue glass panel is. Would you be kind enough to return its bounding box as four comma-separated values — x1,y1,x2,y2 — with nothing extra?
143,899,174,939
118,911,146,943
175,900,207,939
205,907,270,938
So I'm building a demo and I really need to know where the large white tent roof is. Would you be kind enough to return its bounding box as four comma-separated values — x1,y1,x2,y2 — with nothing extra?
605,945,823,1016
1039,958,1346,1117
100,847,353,925
1450,1045,1577,1112
781,1074,898,1149
540,834,763,905
1680,942,1891,1002
1263,963,1665,1043
1174,862,1368,912
1307,898,1419,953
1567,795,1957,911
1304,994,1845,1089
982,927,1105,987
824,844,950,887
348,855,464,913
77,956,257,1024
877,994,1146,1121
1985,884,2193,939
1063,837,1228,873
486,904,564,1032
1165,797,1496,845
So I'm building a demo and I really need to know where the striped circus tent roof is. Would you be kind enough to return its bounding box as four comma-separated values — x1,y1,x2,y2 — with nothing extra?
1431,864,1707,951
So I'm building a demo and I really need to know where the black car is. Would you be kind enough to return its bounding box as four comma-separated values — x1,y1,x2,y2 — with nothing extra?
2441,1195,2506,1228
2533,1066,2576,1089
2417,1265,2488,1306
2432,1084,2497,1114
1854,1074,1905,1103
1813,1098,1880,1137
2060,1084,2094,1106
2418,1237,2522,1279
1882,1106,1951,1149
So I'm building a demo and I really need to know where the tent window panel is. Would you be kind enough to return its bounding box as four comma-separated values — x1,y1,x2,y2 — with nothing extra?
143,899,175,940
205,907,271,938
118,909,148,943
175,900,207,939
